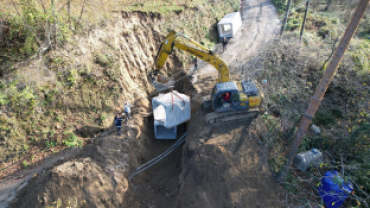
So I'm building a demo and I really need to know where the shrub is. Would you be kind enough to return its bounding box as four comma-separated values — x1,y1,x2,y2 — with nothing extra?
0,93,9,105
67,69,78,85
318,29,329,38
22,161,28,169
313,108,336,125
292,19,299,25
45,140,57,148
63,132,82,147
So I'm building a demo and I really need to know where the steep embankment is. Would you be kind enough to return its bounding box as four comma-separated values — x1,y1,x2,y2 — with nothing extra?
6,12,185,208
4,3,233,207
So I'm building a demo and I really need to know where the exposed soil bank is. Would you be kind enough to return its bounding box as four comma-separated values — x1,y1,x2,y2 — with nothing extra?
7,11,186,208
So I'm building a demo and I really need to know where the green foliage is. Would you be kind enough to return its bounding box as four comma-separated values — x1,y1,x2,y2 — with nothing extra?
0,93,9,105
228,0,240,12
331,109,343,118
351,52,369,71
1,86,36,109
100,113,107,121
47,198,86,208
358,17,370,38
19,86,35,101
95,54,114,68
63,132,82,147
271,0,288,14
292,19,299,25
67,69,78,85
22,161,28,169
313,108,336,125
5,0,72,56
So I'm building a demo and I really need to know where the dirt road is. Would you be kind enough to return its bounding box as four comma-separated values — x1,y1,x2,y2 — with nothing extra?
195,0,281,78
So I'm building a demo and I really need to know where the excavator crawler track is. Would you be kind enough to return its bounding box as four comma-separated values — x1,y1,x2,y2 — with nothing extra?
205,108,260,126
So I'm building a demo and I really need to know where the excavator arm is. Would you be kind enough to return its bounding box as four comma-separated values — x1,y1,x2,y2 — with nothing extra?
150,31,230,83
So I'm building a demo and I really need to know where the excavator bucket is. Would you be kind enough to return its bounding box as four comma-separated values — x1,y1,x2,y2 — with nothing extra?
151,74,174,91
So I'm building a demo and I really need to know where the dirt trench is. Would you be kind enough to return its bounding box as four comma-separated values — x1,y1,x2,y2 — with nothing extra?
7,0,287,207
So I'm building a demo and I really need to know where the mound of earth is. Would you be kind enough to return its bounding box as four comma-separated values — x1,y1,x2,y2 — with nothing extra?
14,158,127,207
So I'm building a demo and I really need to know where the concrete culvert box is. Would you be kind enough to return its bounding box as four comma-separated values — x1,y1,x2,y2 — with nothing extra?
152,91,190,139
154,120,177,139
218,12,242,38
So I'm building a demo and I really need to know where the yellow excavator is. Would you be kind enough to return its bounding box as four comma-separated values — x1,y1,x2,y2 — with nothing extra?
149,31,263,125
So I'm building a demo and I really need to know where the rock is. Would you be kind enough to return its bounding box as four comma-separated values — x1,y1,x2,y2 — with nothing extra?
82,158,91,164
310,124,320,135
188,142,197,151
199,139,205,144
137,99,150,109
32,173,38,179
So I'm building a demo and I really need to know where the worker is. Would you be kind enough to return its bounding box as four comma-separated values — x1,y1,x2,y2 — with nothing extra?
193,57,198,70
114,113,123,135
125,102,132,121
222,37,229,52
222,92,230,102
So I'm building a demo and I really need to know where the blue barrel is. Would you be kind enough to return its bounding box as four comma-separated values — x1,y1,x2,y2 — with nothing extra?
318,170,353,208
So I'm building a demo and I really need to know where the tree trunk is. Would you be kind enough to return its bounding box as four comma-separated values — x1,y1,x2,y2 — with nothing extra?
280,0,292,35
300,0,310,40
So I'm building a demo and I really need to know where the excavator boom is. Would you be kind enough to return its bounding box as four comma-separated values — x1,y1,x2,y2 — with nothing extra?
152,31,230,83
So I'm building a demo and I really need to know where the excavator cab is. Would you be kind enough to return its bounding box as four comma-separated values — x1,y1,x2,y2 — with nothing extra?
211,82,249,113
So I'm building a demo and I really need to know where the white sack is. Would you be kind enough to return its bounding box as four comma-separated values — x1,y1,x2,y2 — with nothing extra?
152,91,191,128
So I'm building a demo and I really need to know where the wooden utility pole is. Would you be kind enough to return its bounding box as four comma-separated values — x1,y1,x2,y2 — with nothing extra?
280,0,293,35
300,0,310,40
276,0,370,183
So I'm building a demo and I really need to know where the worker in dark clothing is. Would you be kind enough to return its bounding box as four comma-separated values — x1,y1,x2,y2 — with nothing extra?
222,37,229,52
193,57,198,70
114,113,123,135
